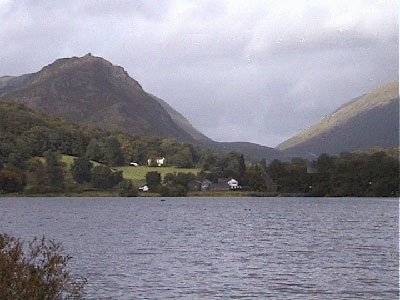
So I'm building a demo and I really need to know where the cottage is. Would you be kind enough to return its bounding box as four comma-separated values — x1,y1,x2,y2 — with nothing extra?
228,178,239,189
139,185,149,192
147,157,165,167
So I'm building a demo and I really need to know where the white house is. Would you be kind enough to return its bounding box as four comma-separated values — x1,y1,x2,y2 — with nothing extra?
228,178,239,189
130,162,139,167
139,185,149,192
147,157,165,167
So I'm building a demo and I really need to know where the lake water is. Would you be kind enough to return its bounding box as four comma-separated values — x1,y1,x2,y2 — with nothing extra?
0,197,398,299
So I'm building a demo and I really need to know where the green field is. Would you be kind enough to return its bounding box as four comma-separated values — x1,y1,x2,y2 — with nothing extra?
60,155,200,183
115,166,200,181
60,155,102,168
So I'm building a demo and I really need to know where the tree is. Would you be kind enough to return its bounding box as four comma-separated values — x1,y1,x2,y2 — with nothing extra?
71,157,93,184
0,169,25,193
246,167,267,192
172,147,193,168
44,151,65,191
268,159,286,181
316,153,334,173
25,157,49,193
0,233,86,299
160,184,187,197
104,137,124,166
91,165,122,189
238,154,246,180
175,172,196,188
86,140,104,163
117,179,137,197
145,171,161,191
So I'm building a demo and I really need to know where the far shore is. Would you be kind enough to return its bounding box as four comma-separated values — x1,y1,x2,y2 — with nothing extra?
0,190,283,197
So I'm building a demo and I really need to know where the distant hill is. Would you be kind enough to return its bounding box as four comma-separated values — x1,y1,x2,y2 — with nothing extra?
211,141,283,161
278,80,399,155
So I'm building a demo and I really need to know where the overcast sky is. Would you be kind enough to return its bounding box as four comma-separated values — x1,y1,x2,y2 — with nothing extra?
0,0,398,147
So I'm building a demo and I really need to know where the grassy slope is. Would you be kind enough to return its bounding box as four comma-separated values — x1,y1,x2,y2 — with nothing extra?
115,166,200,180
40,155,101,168
61,155,200,181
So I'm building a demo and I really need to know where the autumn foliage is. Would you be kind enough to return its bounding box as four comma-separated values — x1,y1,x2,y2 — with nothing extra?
0,233,86,299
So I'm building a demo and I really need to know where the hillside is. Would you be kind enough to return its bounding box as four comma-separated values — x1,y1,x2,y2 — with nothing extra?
0,54,194,142
0,54,285,162
149,94,212,143
278,80,399,155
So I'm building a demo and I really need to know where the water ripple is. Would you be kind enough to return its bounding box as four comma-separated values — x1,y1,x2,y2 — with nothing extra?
0,197,398,299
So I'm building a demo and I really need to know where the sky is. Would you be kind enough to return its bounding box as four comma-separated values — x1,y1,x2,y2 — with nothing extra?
0,0,398,147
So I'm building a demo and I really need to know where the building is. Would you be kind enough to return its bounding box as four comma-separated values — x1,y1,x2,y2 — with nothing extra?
147,157,165,167
139,185,149,192
228,178,239,189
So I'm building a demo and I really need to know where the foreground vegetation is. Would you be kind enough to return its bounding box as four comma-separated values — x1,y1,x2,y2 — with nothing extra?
0,232,86,299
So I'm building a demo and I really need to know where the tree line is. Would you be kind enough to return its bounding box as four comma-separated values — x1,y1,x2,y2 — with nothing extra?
0,100,246,194
0,100,398,197
267,149,399,197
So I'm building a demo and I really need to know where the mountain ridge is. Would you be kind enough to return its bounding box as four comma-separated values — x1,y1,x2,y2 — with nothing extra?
1,54,397,161
278,79,399,155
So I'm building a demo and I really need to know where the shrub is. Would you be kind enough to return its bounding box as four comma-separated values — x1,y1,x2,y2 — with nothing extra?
160,184,187,197
0,232,86,299
0,169,26,193
145,171,161,191
117,179,137,197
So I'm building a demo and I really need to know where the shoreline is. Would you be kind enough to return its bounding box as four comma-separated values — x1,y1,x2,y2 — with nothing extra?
1,192,396,198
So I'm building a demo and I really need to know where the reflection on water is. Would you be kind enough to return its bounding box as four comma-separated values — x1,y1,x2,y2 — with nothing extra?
0,197,398,299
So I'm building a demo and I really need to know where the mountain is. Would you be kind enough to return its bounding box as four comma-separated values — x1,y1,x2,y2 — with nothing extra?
0,54,194,142
0,54,283,162
148,94,212,143
278,80,399,156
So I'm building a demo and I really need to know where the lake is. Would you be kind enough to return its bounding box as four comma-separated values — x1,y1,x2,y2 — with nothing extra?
0,197,398,299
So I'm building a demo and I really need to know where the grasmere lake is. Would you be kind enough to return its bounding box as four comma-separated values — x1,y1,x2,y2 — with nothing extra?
0,197,398,299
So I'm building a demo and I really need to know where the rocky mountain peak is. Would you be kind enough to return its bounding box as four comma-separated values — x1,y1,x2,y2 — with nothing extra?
28,54,143,91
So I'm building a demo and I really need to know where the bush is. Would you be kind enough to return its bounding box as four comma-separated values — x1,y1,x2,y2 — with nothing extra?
145,171,161,191
0,169,26,193
117,179,137,197
160,184,187,197
0,232,86,299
